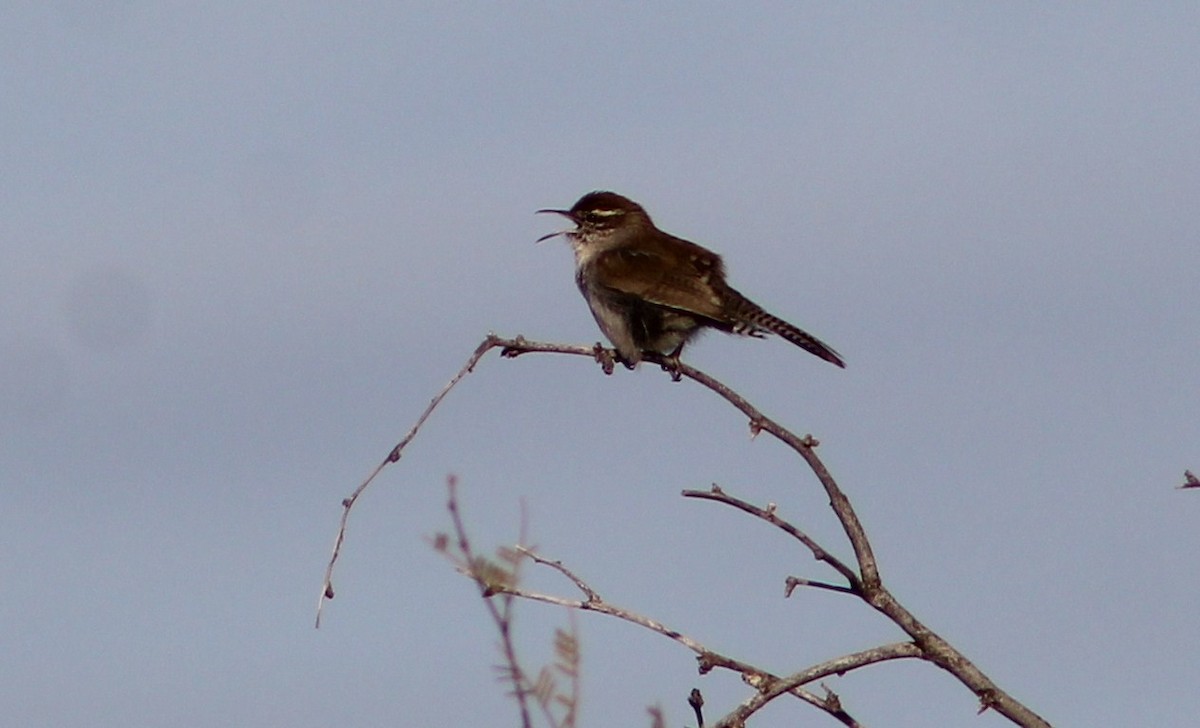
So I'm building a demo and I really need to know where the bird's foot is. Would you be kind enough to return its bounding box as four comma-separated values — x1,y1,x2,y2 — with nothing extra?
657,350,684,382
594,343,639,374
592,344,641,375
591,343,616,375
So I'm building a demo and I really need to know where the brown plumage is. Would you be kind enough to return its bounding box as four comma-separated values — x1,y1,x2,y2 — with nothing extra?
538,191,844,368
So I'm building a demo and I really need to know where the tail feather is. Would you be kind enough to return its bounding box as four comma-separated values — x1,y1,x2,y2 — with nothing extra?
730,296,845,368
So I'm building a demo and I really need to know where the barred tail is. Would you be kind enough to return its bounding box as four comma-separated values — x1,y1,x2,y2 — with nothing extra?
730,294,845,368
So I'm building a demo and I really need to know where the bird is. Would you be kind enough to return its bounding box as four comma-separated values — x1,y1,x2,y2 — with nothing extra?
537,191,844,370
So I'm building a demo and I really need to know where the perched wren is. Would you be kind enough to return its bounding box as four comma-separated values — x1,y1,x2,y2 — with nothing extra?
537,191,844,369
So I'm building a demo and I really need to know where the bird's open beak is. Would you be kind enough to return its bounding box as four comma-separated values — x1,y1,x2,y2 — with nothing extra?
535,208,576,243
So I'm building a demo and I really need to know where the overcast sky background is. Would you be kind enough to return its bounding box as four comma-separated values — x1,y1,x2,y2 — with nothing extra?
3,3,1198,726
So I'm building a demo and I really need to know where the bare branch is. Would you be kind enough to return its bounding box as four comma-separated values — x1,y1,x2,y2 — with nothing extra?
714,643,922,727
485,552,868,727
515,546,600,602
489,578,720,667
442,477,537,727
682,485,860,591
330,333,1052,727
642,356,880,592
687,485,1050,727
785,576,857,596
316,336,505,627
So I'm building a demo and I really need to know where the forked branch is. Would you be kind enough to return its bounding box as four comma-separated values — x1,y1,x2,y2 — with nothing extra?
441,483,883,726
319,333,1051,727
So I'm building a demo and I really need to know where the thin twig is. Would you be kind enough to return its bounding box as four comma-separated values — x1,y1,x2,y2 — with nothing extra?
682,485,860,591
316,336,612,627
316,336,507,627
639,353,879,591
713,643,923,728
785,576,857,596
489,548,866,726
444,476,539,728
515,546,600,602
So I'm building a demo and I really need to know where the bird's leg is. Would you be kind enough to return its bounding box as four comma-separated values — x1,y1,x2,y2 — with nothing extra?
592,342,617,375
658,343,685,382
593,343,639,374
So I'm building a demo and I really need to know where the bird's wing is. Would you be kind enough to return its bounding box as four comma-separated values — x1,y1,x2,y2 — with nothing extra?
590,243,729,321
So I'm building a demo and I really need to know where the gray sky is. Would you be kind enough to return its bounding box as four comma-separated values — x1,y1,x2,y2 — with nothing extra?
3,3,1198,726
